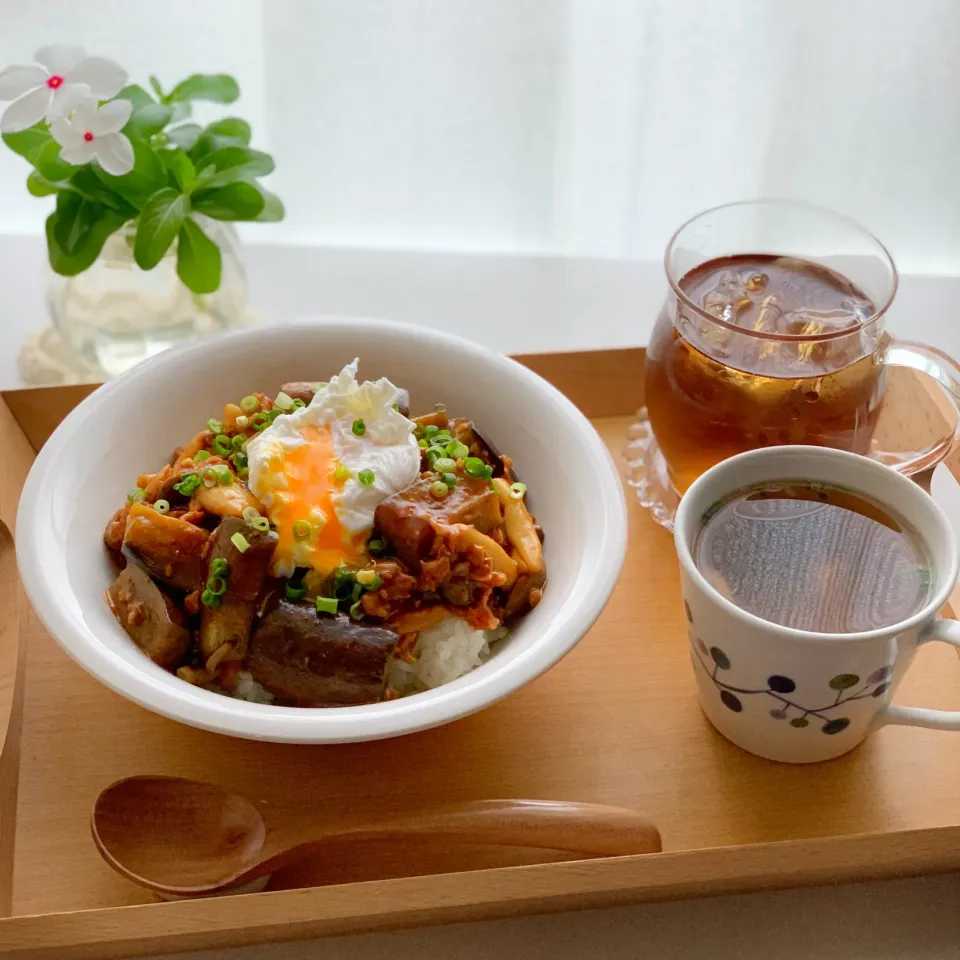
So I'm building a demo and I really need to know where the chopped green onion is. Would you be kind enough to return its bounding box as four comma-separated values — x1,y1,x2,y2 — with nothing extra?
239,467,249,479
418,438,428,450
240,395,259,413
292,520,311,541
207,575,228,597
268,408,283,424
332,566,357,599
333,463,352,483
207,418,223,434
352,418,366,437
315,596,338,615
200,589,220,608
446,440,469,459
251,411,271,431
430,480,449,498
242,506,261,524
311,382,326,392
349,599,364,620
424,424,439,437
356,569,383,590
285,583,307,600
351,581,363,602
275,391,294,412
194,449,211,462
173,473,201,496
231,532,250,553
292,398,306,410
509,482,527,499
213,464,233,485
127,487,145,503
441,472,457,488
231,451,248,472
201,467,218,488
235,415,249,430
391,402,399,411
213,434,233,457
368,538,386,554
231,434,246,451
252,517,270,533
433,457,456,472
211,557,228,577
435,402,447,413
357,468,375,486
153,499,170,515
463,457,487,477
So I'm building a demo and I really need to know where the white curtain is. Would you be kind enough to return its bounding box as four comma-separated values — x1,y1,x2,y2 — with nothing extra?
1,0,958,273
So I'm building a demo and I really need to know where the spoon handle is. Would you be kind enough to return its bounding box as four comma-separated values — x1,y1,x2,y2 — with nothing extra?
252,799,661,881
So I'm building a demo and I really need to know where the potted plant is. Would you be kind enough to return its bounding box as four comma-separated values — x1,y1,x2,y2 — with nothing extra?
0,45,283,375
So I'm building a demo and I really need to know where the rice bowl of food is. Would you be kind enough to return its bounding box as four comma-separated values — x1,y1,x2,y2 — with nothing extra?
17,319,626,742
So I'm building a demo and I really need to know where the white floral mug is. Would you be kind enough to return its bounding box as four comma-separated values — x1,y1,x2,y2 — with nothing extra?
674,445,960,763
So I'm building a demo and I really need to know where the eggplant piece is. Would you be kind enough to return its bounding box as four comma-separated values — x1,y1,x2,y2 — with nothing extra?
449,418,508,477
122,501,209,591
248,602,398,706
199,517,275,662
503,566,547,622
374,474,502,570
107,563,191,667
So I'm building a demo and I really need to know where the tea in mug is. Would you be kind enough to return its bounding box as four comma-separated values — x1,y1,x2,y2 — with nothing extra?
645,255,887,493
694,481,932,634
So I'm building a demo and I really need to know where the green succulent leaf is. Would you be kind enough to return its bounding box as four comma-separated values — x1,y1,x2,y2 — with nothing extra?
166,123,203,151
134,187,189,270
35,141,75,183
159,149,196,190
115,84,155,112
26,170,60,197
94,137,167,208
125,103,173,140
195,146,274,189
46,204,125,276
192,181,264,220
167,73,239,105
2,122,52,165
253,185,285,222
176,216,221,293
204,117,251,145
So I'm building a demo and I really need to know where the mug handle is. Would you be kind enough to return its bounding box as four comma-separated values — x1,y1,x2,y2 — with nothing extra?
873,340,960,475
881,620,960,730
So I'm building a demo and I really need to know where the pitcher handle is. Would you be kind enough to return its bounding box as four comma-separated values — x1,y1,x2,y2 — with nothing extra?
874,340,960,476
882,620,960,730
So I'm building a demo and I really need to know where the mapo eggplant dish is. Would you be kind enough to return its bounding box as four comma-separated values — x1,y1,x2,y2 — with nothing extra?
103,361,546,706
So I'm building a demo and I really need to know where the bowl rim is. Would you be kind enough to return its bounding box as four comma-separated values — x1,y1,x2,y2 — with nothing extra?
16,318,628,743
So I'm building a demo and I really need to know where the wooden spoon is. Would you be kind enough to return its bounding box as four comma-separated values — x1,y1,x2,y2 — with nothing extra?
92,775,662,897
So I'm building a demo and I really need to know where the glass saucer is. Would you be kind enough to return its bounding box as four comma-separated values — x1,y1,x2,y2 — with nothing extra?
622,407,680,531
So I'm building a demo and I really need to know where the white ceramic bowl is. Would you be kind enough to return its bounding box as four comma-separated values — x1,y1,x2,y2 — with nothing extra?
17,319,627,743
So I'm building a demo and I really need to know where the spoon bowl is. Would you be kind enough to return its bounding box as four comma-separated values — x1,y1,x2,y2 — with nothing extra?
92,775,662,897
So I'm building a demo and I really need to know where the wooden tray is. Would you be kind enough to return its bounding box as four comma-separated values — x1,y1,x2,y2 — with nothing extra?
3,349,960,960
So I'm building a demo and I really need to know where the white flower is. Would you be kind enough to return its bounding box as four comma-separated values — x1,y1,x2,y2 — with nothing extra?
50,97,134,175
0,45,127,134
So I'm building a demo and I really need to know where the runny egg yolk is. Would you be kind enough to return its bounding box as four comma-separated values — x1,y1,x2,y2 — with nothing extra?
267,423,364,575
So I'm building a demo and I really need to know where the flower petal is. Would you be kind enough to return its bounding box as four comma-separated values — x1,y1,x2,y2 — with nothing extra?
0,65,46,101
64,57,127,100
94,132,134,175
49,117,84,149
88,97,132,136
0,86,52,133
47,82,91,122
70,96,99,133
59,141,97,166
35,44,85,77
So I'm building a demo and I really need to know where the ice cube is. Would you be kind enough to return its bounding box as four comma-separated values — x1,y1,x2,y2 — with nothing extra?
700,270,753,323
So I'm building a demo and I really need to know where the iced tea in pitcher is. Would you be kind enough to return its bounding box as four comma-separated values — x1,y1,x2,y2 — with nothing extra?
645,253,888,493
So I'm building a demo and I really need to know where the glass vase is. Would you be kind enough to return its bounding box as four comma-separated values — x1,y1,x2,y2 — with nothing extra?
46,216,247,378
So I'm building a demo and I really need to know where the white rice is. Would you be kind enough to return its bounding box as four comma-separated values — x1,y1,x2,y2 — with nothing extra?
230,670,275,704
387,618,506,696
